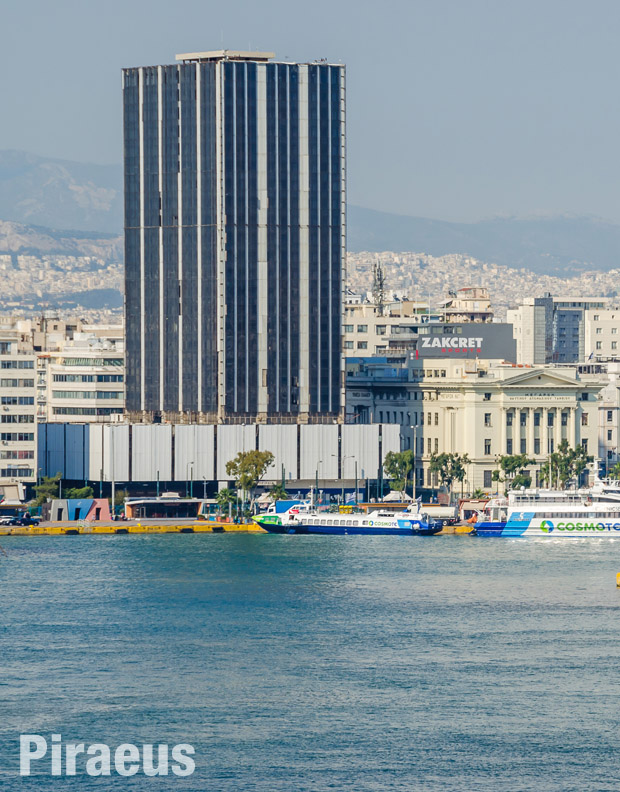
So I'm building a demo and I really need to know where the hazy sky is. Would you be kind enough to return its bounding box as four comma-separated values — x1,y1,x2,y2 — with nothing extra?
2,0,620,223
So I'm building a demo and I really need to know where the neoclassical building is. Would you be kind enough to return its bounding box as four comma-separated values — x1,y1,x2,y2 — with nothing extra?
346,357,604,493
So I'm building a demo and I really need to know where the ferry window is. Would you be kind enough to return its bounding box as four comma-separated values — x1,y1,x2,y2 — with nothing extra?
320,520,326,525
581,414,588,426
346,521,353,526
362,521,368,526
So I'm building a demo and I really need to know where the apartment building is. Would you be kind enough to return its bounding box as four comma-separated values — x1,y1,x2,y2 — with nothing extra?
509,295,608,364
0,329,36,487
343,288,494,358
38,335,124,423
584,309,620,361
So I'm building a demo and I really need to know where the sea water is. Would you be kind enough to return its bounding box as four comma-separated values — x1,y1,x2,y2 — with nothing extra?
1,534,620,791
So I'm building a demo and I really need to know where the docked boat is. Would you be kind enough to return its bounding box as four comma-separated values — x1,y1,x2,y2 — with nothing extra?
474,484,620,537
253,501,443,535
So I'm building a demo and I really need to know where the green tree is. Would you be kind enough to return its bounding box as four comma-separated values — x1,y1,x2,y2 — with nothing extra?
429,452,470,500
269,483,289,501
383,450,414,497
32,472,62,507
215,487,237,517
225,450,275,511
608,461,620,479
472,487,487,499
65,486,94,500
114,489,128,507
494,454,535,492
539,440,593,489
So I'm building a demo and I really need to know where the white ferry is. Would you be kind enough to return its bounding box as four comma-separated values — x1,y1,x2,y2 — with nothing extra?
253,501,443,536
475,483,620,537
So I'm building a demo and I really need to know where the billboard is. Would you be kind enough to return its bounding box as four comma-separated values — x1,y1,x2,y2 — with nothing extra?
415,323,516,360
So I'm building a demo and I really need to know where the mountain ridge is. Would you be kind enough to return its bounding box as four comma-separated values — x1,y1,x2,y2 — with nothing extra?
1,149,620,277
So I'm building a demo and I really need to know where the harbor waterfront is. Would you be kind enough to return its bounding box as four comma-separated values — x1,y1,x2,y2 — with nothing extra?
2,535,620,790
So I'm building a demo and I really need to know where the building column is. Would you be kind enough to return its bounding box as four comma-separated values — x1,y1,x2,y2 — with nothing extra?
570,405,577,448
500,407,507,457
542,407,549,455
528,407,535,456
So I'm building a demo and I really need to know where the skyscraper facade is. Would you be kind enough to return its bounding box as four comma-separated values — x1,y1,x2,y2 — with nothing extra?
123,50,346,423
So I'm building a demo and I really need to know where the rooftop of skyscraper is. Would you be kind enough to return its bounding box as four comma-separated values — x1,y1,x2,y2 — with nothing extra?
175,50,275,63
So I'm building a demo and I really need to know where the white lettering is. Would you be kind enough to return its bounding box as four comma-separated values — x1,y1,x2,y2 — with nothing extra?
51,734,62,776
114,744,141,777
65,743,85,776
143,744,169,776
171,744,196,777
459,338,468,347
20,735,47,776
86,744,111,776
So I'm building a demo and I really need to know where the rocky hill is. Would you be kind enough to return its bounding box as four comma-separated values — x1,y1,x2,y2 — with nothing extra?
0,150,121,233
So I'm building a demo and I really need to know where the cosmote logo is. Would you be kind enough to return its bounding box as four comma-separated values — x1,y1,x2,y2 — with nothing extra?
540,520,555,533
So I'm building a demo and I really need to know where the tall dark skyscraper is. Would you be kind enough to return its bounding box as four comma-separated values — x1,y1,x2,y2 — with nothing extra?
123,50,346,423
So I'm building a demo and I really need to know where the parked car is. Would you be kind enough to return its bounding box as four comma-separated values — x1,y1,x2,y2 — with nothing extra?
6,514,40,526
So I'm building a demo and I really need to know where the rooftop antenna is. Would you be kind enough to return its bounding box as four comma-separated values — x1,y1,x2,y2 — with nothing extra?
372,261,386,317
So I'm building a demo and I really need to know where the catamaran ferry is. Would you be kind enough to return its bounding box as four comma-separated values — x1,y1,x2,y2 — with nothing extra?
253,501,443,536
474,486,620,537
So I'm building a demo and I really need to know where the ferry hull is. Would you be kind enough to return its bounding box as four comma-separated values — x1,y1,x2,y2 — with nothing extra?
476,517,620,537
254,520,441,536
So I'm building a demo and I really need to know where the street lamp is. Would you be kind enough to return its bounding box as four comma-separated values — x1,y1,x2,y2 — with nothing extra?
338,454,354,506
314,459,322,508
186,461,194,498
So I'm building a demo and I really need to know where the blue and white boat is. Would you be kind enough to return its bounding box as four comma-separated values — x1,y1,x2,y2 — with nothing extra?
475,482,620,537
253,501,442,536
472,496,508,536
